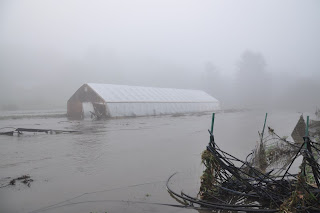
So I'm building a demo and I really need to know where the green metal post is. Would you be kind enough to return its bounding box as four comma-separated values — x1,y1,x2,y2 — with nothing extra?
211,113,215,133
305,116,309,137
261,113,268,140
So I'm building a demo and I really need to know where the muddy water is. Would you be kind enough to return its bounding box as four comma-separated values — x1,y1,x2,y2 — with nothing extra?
0,110,310,213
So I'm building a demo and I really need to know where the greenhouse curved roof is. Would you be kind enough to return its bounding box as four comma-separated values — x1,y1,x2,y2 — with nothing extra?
87,83,219,103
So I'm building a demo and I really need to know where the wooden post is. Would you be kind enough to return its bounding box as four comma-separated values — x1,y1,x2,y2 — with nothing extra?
302,115,309,176
261,113,268,140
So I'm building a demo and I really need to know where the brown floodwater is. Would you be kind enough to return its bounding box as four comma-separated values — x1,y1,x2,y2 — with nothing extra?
0,109,313,213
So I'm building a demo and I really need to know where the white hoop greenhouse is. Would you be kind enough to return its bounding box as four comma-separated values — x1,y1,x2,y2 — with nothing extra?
67,83,220,119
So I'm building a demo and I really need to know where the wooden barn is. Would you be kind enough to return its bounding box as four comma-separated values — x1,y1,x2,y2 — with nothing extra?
67,83,220,119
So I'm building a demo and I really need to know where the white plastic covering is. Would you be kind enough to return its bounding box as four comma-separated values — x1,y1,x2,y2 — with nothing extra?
87,83,220,117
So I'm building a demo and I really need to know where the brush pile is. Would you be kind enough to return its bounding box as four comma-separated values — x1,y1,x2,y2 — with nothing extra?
167,115,320,212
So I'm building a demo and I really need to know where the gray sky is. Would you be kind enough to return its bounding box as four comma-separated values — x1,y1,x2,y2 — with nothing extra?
0,0,319,111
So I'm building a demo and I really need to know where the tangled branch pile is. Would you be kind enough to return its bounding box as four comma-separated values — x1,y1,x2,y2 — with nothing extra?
198,129,320,212
167,118,320,212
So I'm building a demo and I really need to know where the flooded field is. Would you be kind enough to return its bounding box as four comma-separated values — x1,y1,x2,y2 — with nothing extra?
0,109,313,213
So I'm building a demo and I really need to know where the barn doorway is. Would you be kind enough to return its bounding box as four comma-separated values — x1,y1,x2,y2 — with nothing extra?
82,102,94,119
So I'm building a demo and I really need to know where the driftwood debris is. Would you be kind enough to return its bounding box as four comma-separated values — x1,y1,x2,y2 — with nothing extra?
0,127,79,136
0,175,34,188
10,175,33,187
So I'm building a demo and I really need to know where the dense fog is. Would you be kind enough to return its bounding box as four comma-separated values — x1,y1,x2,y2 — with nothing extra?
1,0,319,111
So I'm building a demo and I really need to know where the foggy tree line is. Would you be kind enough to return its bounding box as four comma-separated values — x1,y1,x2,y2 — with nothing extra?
0,46,319,112
202,50,320,111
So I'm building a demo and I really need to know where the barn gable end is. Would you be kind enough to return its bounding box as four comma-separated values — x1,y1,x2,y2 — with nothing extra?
67,84,106,119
